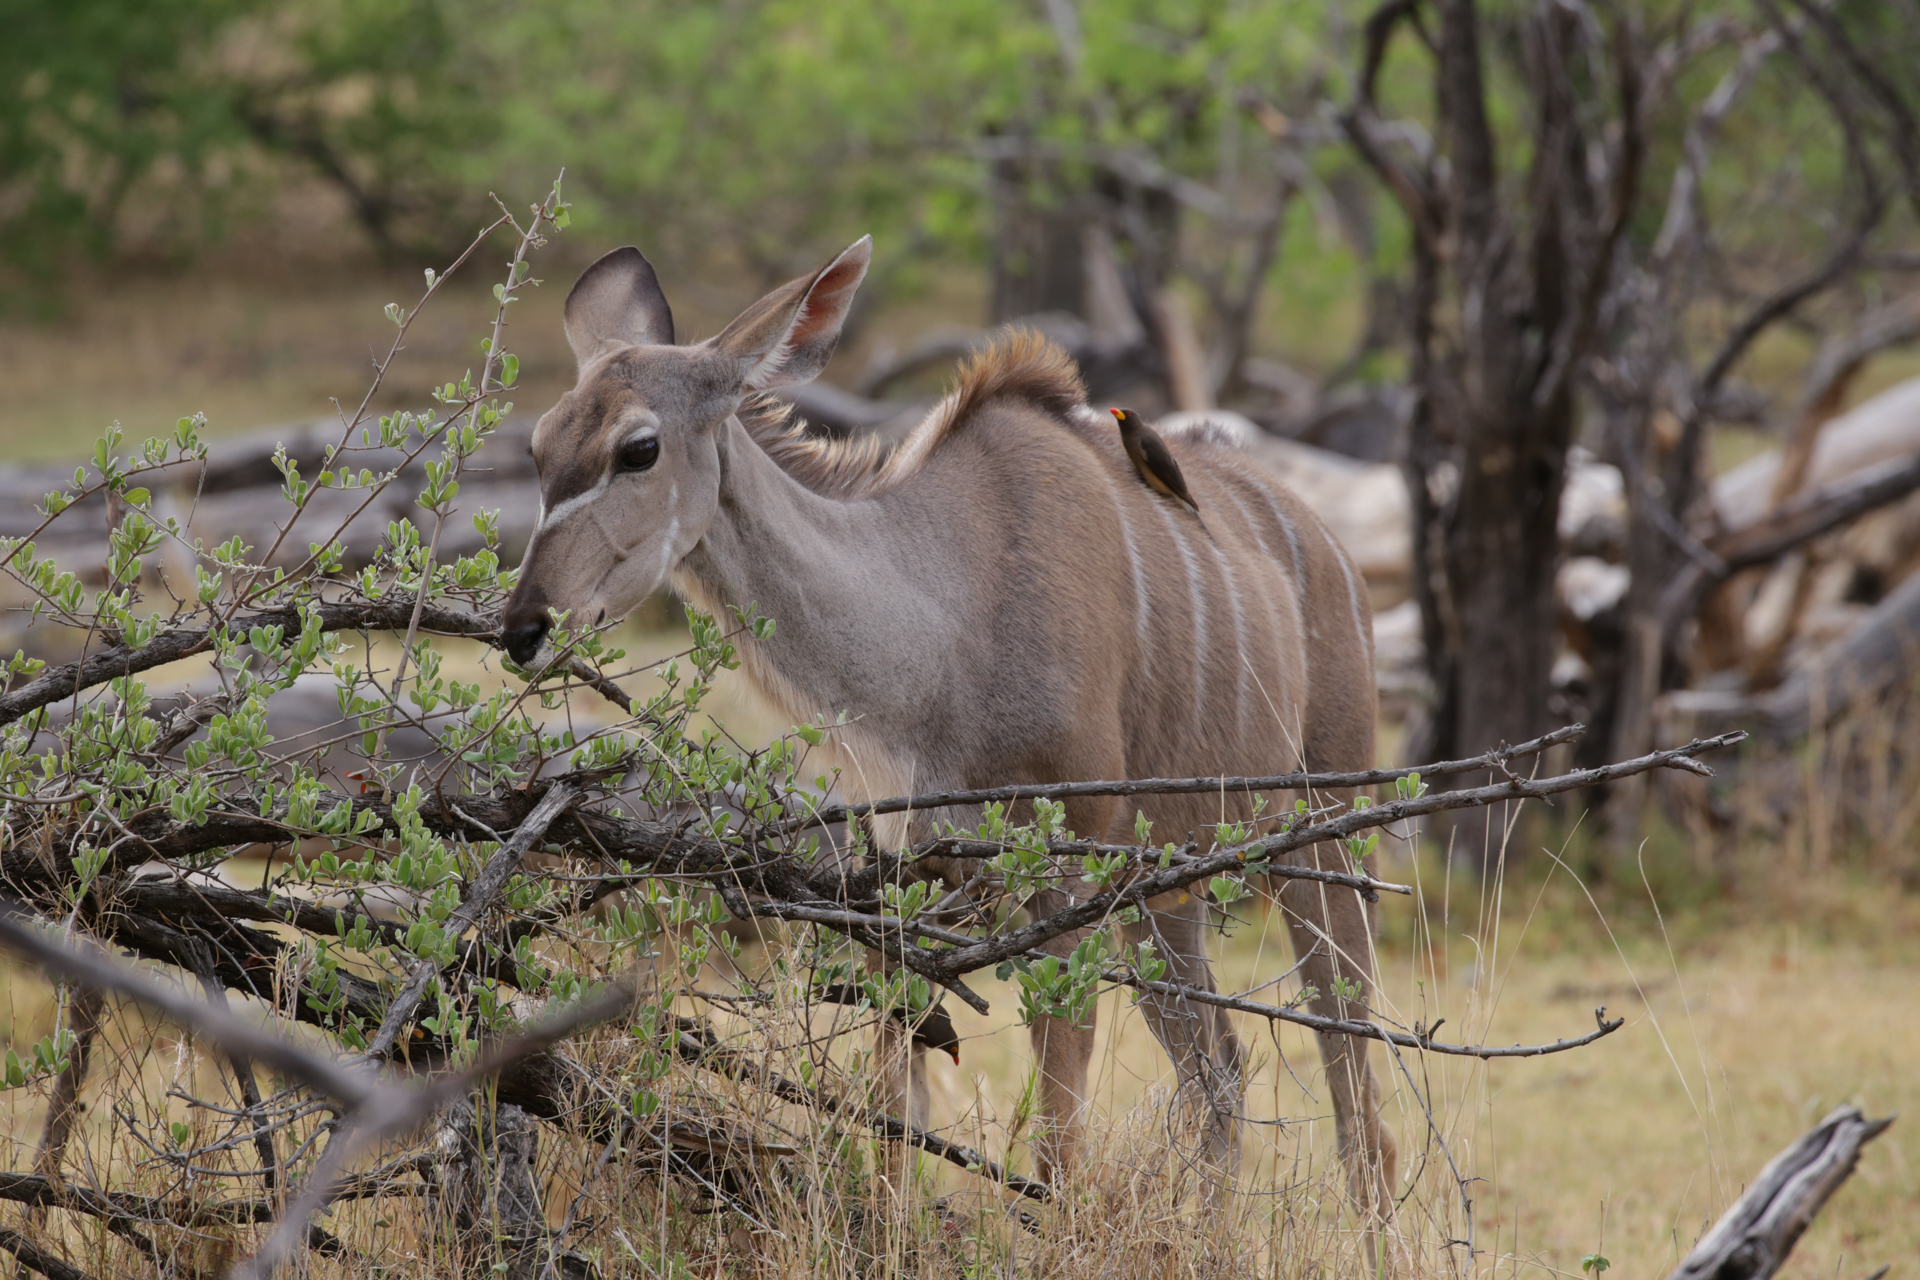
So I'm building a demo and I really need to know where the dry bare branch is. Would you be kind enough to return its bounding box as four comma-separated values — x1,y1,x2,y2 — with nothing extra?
787,723,1588,834
1667,1106,1893,1280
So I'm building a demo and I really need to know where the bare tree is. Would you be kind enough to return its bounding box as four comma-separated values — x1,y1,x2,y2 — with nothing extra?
1340,0,1641,859
1340,0,1920,856
1587,0,1920,838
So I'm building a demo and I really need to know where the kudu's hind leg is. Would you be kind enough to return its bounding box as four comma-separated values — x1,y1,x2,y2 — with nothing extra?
1274,845,1398,1228
1125,889,1246,1196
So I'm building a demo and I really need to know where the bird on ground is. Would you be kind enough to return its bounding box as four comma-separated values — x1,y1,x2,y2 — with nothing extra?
1111,407,1203,521
815,982,962,1064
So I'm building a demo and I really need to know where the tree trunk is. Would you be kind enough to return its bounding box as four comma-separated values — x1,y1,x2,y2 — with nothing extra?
438,1096,596,1280
1398,0,1591,869
988,155,1088,324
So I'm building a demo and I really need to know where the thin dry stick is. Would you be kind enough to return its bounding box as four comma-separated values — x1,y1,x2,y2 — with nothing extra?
383,187,565,766
784,723,1588,834
31,986,105,1186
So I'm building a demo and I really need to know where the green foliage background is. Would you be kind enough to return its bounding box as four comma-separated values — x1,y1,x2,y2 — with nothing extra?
11,0,1910,381
3,0,1336,277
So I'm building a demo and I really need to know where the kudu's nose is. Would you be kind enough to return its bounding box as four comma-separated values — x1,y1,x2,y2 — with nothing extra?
501,617,549,666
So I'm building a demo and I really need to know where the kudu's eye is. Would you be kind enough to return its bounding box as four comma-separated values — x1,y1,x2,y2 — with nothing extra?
615,435,660,473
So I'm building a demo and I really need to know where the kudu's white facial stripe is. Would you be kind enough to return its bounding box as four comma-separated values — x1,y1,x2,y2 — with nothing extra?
534,416,663,537
536,474,612,535
657,482,681,581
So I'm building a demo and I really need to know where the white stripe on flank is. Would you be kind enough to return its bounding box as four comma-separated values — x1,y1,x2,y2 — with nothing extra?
1255,486,1305,579
1212,483,1290,737
1215,483,1268,561
1149,499,1209,717
1239,480,1312,658
1111,490,1151,651
1205,534,1249,733
1331,534,1372,659
1252,485,1314,647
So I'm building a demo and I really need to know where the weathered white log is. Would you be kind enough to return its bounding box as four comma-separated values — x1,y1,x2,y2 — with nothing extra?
1716,375,1920,529
1666,1105,1892,1280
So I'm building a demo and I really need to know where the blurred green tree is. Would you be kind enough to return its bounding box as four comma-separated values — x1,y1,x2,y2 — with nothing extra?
0,0,262,284
4,0,1346,374
1,0,494,282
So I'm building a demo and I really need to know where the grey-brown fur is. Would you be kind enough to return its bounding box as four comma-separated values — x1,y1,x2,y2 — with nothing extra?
502,240,1397,1228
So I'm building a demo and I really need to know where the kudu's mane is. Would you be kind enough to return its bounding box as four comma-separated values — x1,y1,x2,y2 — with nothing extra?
739,329,1096,498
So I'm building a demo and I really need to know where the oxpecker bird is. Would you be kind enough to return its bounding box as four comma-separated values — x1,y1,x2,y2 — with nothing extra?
1111,407,1203,519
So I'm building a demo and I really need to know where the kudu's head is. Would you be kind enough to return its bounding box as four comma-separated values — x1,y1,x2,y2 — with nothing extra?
500,237,872,666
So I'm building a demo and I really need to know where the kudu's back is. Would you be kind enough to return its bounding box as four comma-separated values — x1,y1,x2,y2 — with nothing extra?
809,338,1377,849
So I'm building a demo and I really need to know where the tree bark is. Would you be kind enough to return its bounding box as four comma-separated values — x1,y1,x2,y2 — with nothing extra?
438,1096,596,1280
1667,1106,1892,1280
1396,0,1600,867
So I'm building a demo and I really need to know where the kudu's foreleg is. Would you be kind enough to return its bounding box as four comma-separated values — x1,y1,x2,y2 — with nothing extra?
1021,888,1099,1185
1274,843,1398,1227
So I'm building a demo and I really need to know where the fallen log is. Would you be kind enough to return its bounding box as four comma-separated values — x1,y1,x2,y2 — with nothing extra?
1715,375,1920,529
1666,1105,1892,1280
1670,562,1920,742
1658,451,1920,661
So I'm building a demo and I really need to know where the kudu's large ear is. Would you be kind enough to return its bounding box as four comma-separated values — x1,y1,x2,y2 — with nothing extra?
563,246,676,366
712,236,871,390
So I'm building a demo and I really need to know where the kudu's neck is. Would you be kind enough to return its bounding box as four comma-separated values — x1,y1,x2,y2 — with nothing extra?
673,416,957,730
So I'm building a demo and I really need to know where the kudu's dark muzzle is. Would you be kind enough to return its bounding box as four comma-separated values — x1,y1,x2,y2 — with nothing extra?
500,613,549,666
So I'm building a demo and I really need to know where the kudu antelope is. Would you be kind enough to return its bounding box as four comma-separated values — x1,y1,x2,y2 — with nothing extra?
500,239,1397,1217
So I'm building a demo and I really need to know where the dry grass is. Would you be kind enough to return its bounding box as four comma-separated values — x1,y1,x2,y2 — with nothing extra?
2,818,1912,1279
